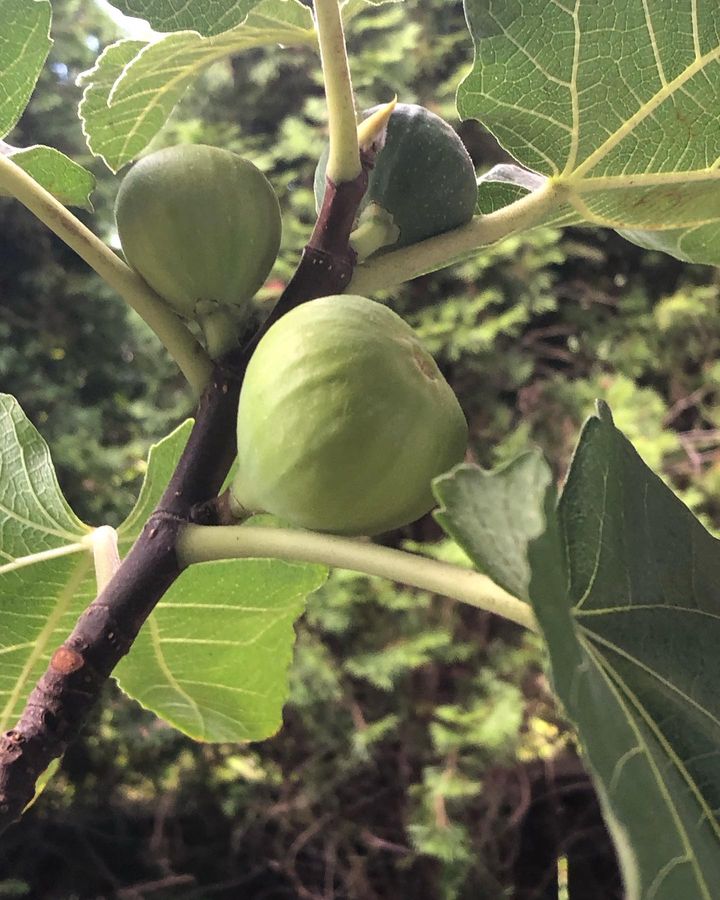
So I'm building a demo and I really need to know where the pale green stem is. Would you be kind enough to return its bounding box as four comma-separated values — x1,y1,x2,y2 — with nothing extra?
87,525,120,592
177,524,538,632
0,154,213,393
314,0,360,183
198,306,241,360
349,181,564,295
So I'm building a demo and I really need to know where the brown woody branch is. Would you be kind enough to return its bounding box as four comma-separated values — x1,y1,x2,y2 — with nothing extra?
0,167,369,834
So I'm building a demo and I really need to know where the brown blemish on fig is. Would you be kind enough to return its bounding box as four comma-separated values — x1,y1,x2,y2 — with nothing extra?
412,345,439,381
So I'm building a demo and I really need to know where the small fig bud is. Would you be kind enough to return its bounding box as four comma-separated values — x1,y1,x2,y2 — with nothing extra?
315,103,477,256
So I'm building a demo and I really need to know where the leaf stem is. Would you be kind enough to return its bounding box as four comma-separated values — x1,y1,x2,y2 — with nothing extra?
349,181,564,294
87,526,120,592
0,154,213,393
314,0,360,183
176,524,538,632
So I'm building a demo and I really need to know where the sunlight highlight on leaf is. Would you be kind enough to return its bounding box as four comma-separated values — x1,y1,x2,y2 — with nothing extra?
0,0,51,138
115,558,327,741
79,0,315,170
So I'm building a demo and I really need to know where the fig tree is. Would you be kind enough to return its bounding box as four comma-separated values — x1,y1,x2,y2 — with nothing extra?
231,294,468,536
115,144,282,322
314,103,477,257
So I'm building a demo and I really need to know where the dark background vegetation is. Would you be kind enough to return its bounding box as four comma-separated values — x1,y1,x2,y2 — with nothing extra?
1,0,719,896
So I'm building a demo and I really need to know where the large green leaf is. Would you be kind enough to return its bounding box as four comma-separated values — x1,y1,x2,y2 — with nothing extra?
76,39,149,172
434,405,720,898
0,395,94,730
115,558,327,741
115,418,330,742
0,0,51,139
0,398,325,745
0,395,90,560
79,0,315,171
459,0,720,265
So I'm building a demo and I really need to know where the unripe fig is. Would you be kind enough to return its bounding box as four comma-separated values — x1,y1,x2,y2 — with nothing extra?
314,103,477,256
231,295,468,536
115,144,281,321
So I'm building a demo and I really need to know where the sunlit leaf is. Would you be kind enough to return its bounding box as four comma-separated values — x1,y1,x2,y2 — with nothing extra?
0,142,94,208
107,0,261,38
77,38,150,171
118,419,193,549
0,395,90,562
115,558,327,741
0,0,51,139
79,0,315,171
0,395,94,731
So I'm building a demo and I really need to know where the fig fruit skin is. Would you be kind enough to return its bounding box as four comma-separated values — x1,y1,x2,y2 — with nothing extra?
115,144,282,319
314,103,477,251
231,294,468,536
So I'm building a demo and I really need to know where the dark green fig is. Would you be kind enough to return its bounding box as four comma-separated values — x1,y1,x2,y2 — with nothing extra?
231,294,468,536
314,103,477,256
115,144,281,320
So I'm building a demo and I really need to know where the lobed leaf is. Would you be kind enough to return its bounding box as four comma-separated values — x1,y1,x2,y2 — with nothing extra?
115,420,329,742
115,558,327,741
459,0,720,265
0,395,90,563
0,396,94,730
0,400,322,746
77,39,151,172
435,404,720,898
78,0,315,171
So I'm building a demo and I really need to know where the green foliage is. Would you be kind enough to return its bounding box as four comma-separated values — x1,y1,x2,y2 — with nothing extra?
110,0,262,36
437,408,720,897
459,0,720,263
115,558,327,741
0,0,51,138
1,0,191,524
3,0,720,895
77,0,316,171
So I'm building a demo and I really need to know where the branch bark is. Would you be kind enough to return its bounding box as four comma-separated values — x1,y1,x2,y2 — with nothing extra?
0,164,369,834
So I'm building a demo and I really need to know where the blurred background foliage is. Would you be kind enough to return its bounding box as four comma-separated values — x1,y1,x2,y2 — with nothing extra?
0,0,718,896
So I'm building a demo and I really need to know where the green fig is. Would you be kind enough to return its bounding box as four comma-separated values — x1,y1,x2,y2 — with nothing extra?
115,144,282,321
314,103,477,257
231,295,468,536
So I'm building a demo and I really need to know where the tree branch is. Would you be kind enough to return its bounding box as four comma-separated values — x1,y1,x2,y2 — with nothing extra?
0,160,370,835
